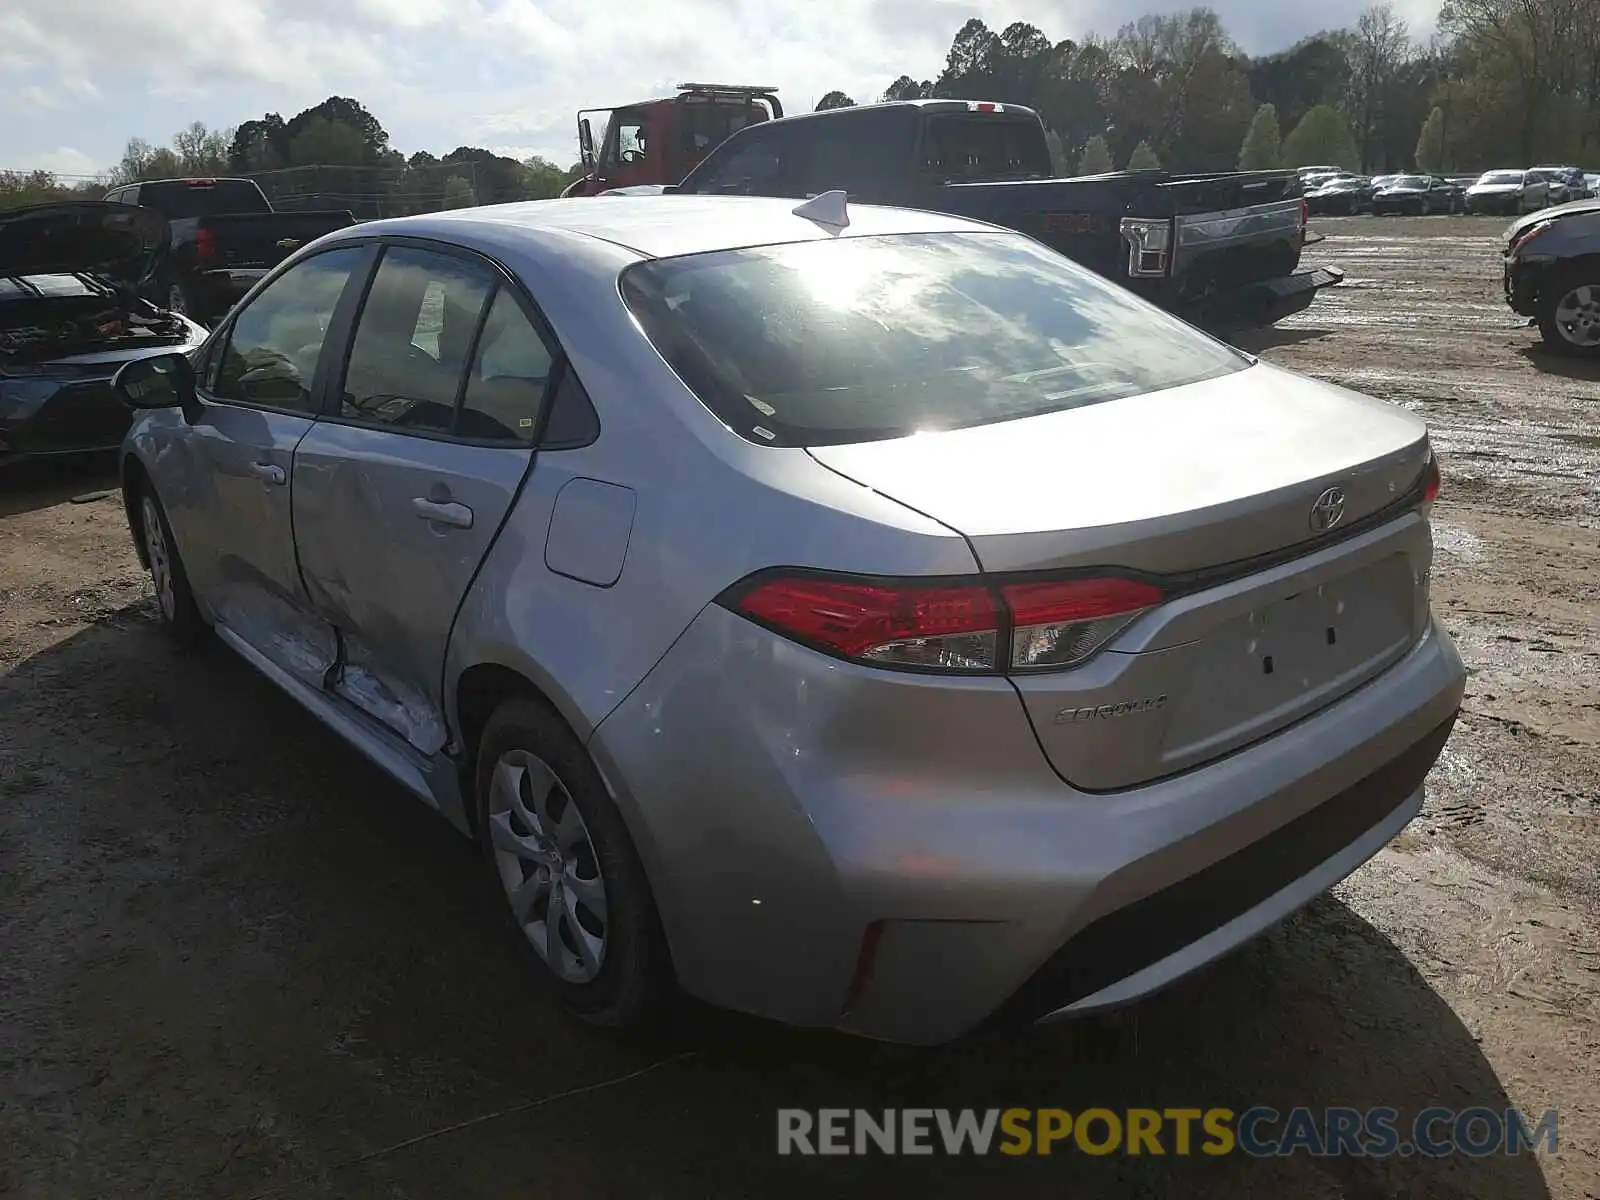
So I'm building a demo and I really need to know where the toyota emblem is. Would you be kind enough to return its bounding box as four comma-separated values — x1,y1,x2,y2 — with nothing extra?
1309,486,1346,533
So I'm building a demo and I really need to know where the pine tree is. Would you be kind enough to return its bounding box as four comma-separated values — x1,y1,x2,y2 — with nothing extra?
1077,135,1114,175
1127,140,1162,170
1415,107,1445,174
1238,104,1283,170
1282,106,1361,171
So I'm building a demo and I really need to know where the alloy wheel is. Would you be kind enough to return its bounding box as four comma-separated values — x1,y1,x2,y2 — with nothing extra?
141,494,176,621
487,749,608,983
1552,284,1600,349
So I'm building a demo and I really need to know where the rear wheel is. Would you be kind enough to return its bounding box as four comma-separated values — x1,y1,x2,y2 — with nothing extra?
138,484,204,642
474,697,674,1028
1538,269,1600,358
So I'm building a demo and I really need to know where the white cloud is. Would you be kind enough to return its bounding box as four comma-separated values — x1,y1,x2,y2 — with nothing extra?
0,0,1440,173
34,146,101,177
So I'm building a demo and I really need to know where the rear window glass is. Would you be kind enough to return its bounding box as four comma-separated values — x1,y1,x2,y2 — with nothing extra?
920,117,1052,182
1480,172,1524,184
620,230,1249,448
139,181,268,219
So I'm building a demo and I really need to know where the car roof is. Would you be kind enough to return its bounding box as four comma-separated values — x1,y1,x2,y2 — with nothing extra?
337,195,1001,261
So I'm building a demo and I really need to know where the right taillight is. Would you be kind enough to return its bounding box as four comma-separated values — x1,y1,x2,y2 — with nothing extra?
722,570,1163,675
1420,452,1441,517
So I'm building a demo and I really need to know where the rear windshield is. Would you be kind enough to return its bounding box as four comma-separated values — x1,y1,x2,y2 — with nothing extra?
920,116,1053,182
139,181,270,218
1480,171,1524,184
620,231,1249,448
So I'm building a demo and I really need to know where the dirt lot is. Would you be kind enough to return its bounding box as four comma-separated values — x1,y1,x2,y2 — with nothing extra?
1,215,1597,1199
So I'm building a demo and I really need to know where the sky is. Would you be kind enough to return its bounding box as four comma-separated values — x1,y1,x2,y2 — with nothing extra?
1,0,1442,177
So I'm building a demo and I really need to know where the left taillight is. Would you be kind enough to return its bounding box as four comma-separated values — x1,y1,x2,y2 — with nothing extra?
194,226,218,266
721,571,1163,674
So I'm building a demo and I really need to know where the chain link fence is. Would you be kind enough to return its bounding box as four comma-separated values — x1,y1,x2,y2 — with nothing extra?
242,161,493,219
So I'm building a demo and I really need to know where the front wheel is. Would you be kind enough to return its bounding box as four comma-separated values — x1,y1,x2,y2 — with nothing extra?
1538,271,1600,358
475,698,674,1029
138,483,205,642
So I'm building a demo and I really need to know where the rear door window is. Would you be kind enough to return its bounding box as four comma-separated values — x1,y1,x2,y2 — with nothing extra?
337,245,496,434
458,289,557,444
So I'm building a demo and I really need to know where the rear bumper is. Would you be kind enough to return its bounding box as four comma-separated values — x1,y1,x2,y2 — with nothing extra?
591,603,1465,1046
1183,265,1345,334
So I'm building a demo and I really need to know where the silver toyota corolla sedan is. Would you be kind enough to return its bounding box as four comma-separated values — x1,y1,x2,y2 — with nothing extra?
112,194,1466,1046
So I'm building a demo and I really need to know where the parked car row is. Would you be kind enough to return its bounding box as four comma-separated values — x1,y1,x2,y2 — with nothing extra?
1465,167,1593,215
1302,171,1467,217
1300,166,1597,218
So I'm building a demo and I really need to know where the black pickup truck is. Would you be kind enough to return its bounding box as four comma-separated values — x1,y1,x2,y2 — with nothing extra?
99,177,355,326
657,100,1343,334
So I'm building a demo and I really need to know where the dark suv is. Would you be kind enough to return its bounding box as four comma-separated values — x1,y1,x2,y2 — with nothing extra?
1504,199,1600,355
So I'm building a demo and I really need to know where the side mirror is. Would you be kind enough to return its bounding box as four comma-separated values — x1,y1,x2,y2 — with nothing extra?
114,352,199,420
579,118,596,172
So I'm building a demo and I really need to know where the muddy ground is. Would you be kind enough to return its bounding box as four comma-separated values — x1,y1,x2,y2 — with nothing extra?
1,215,1596,1199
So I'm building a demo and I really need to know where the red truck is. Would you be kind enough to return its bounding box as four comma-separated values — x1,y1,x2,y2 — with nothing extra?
561,83,782,197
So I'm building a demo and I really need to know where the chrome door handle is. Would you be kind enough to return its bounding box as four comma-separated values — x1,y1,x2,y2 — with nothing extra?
411,497,473,529
249,461,286,485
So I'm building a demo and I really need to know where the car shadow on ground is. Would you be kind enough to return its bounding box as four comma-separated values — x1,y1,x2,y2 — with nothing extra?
1515,344,1600,382
1230,326,1336,354
0,613,1554,1200
0,453,121,518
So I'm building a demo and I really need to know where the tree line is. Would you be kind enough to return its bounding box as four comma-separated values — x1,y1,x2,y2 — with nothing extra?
816,0,1600,176
3,0,1596,212
0,96,584,216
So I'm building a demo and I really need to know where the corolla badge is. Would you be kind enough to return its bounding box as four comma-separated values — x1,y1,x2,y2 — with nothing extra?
1053,695,1168,724
1309,486,1346,533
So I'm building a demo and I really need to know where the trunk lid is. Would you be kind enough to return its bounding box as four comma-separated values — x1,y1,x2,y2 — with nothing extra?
0,202,169,285
807,361,1435,788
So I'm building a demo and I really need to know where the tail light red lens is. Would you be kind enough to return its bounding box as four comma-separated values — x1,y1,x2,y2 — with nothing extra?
725,571,1163,674
194,226,217,265
1003,577,1165,671
1420,452,1441,515
732,576,1000,671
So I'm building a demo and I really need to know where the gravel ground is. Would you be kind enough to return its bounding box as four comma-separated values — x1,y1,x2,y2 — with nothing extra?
1,215,1596,1199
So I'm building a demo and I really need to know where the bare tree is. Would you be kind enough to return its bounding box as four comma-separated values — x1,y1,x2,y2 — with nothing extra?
1346,4,1416,171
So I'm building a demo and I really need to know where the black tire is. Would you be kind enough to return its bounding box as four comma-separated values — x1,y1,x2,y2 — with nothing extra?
136,480,206,644
1536,267,1600,359
474,697,674,1028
